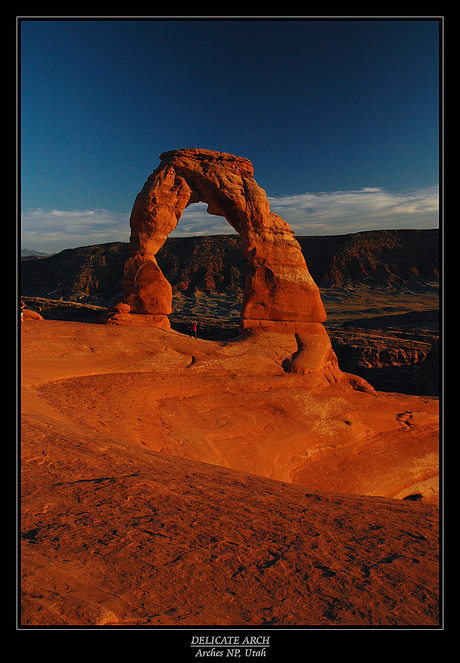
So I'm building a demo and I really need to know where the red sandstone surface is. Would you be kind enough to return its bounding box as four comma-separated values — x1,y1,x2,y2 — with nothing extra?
20,319,440,627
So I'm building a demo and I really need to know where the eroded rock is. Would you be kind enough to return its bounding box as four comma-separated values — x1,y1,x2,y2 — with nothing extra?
123,149,326,323
122,149,341,378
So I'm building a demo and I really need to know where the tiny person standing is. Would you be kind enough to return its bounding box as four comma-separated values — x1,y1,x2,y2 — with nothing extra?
192,320,197,339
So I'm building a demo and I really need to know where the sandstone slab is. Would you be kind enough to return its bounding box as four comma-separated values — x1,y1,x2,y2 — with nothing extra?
20,319,440,626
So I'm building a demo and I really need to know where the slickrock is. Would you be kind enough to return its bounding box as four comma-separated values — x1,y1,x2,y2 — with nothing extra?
20,318,440,627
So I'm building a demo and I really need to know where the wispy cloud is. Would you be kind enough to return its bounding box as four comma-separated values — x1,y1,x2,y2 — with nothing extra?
21,185,439,253
267,185,439,235
21,208,131,253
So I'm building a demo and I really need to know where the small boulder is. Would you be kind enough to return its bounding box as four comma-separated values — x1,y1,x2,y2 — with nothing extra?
22,308,44,321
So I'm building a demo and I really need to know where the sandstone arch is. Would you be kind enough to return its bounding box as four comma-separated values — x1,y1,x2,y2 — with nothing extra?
122,148,343,378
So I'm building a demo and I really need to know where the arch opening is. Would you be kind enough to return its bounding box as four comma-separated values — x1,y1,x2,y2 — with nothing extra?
156,201,247,339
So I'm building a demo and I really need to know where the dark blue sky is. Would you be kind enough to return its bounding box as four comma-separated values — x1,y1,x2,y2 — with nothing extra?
20,18,440,252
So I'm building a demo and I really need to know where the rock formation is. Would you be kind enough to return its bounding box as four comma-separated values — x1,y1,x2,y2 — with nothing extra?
122,148,340,379
21,303,44,321
94,301,131,325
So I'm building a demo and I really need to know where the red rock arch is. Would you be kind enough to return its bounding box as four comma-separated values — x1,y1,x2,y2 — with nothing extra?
123,149,326,323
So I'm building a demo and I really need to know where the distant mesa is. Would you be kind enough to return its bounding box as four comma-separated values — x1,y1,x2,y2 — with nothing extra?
20,230,439,305
122,148,342,381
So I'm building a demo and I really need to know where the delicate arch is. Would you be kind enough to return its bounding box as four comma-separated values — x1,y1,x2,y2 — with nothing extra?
122,148,327,333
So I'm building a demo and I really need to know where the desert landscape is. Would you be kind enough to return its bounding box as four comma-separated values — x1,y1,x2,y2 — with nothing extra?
20,150,440,629
20,318,440,628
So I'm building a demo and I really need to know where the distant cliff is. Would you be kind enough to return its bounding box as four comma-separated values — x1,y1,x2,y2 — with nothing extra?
297,229,439,287
21,229,439,306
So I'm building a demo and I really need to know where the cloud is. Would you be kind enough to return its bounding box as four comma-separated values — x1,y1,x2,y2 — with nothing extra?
21,208,131,253
21,185,439,253
267,185,439,235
